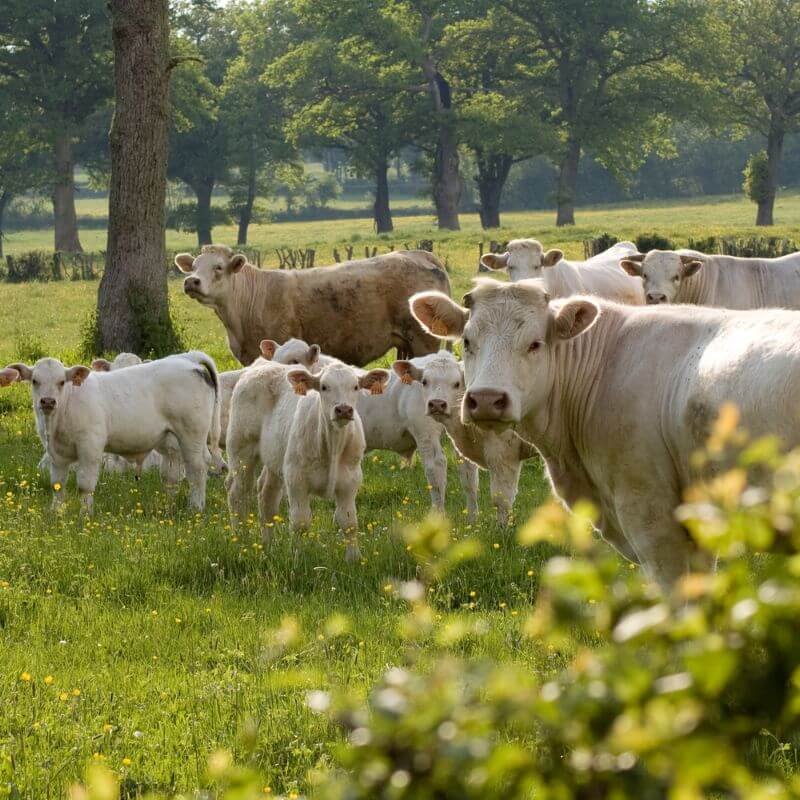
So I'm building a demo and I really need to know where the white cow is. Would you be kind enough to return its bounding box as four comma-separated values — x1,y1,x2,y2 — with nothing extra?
218,338,323,449
620,248,800,308
228,361,388,560
481,240,643,304
410,278,800,589
393,351,537,524
2,352,219,514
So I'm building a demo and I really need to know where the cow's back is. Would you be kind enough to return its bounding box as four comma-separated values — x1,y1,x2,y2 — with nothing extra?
707,252,800,309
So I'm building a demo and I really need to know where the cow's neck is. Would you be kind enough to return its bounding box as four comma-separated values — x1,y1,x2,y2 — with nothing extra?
677,261,715,305
312,400,351,498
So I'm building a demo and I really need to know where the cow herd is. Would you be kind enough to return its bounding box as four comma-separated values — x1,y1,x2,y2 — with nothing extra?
3,239,800,588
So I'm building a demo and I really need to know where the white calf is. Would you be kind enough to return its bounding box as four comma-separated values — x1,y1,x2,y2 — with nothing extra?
3,353,219,514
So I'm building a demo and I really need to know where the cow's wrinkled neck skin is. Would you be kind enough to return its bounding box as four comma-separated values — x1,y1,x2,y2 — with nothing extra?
675,259,714,306
41,383,79,460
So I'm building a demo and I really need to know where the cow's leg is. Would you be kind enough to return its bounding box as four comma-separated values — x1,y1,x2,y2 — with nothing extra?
455,458,479,522
49,459,70,510
412,432,447,510
257,467,284,545
334,473,361,563
488,460,522,526
179,439,208,511
75,453,102,518
159,447,182,496
287,483,313,532
225,441,259,529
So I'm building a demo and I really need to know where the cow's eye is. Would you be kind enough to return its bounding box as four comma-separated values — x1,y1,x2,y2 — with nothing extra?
321,385,327,392
58,380,65,387
463,338,471,351
421,379,428,387
529,341,542,353
289,360,298,364
353,385,358,391
32,379,39,387
453,382,460,389
214,265,223,272
673,276,679,282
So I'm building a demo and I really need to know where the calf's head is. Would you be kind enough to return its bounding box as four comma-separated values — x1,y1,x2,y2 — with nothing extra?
175,245,248,307
480,239,563,282
393,353,464,419
410,280,599,428
620,250,704,305
263,338,322,371
287,363,389,427
4,358,91,416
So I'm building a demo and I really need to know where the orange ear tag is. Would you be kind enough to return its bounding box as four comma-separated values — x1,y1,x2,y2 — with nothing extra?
370,382,384,395
430,320,449,337
400,374,414,385
293,384,307,396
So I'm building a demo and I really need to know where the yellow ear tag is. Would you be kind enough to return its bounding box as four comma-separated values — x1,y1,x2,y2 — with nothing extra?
430,319,449,337
400,374,414,385
293,384,307,396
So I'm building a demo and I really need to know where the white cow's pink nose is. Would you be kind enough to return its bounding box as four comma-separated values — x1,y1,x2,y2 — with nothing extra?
464,389,510,421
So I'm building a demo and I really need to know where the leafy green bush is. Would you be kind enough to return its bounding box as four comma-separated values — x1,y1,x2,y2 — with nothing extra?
635,232,674,252
583,232,619,258
743,151,771,206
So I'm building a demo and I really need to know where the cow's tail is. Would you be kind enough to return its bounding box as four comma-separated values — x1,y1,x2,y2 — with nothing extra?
184,351,226,474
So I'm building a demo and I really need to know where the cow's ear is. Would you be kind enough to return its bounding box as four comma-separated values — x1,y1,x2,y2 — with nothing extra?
66,365,91,386
174,253,195,273
553,300,599,341
287,369,319,396
392,360,422,385
480,252,509,271
680,257,703,278
620,258,644,277
542,248,563,268
91,358,112,372
410,291,468,340
360,369,390,395
6,363,33,382
306,344,321,366
259,339,278,360
229,253,247,273
0,368,20,387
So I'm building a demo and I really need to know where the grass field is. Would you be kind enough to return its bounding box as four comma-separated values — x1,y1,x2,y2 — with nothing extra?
0,192,796,797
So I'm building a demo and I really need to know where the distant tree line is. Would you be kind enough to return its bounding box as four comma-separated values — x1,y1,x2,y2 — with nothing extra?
2,0,800,256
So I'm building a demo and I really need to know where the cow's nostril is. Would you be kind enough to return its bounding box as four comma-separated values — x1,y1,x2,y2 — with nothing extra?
494,394,508,410
466,393,478,411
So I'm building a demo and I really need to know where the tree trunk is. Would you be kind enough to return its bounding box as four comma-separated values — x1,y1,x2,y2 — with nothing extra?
236,157,256,246
374,156,393,233
476,153,513,229
51,133,83,253
556,137,580,227
194,181,214,246
97,0,179,356
756,115,784,227
0,191,9,260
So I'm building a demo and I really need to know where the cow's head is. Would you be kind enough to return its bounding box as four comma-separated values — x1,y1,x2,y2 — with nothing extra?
393,352,464,419
620,250,704,305
175,245,248,306
410,279,599,428
263,338,322,371
287,363,389,426
480,239,563,282
4,358,91,416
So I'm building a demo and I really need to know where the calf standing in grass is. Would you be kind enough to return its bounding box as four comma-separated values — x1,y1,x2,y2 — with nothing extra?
393,352,537,524
2,353,219,514
227,361,388,561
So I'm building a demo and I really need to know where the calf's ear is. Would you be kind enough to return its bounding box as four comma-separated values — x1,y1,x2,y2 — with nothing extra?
542,248,563,268
0,368,20,387
66,365,92,386
287,369,320,396
259,339,278,360
91,358,112,372
410,292,469,340
174,253,195,273
229,253,247,273
360,369,390,395
6,362,33,381
306,344,321,367
553,300,599,341
480,252,509,271
679,257,703,278
392,360,423,385
620,257,644,277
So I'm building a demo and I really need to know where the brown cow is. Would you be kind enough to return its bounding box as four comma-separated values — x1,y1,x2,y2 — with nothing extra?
176,245,451,366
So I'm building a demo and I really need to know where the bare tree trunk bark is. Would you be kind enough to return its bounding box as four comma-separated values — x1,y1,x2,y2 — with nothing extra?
556,137,580,227
476,152,513,229
756,115,784,227
236,155,256,246
374,156,393,233
52,133,83,253
0,190,9,260
97,0,179,356
194,181,214,246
